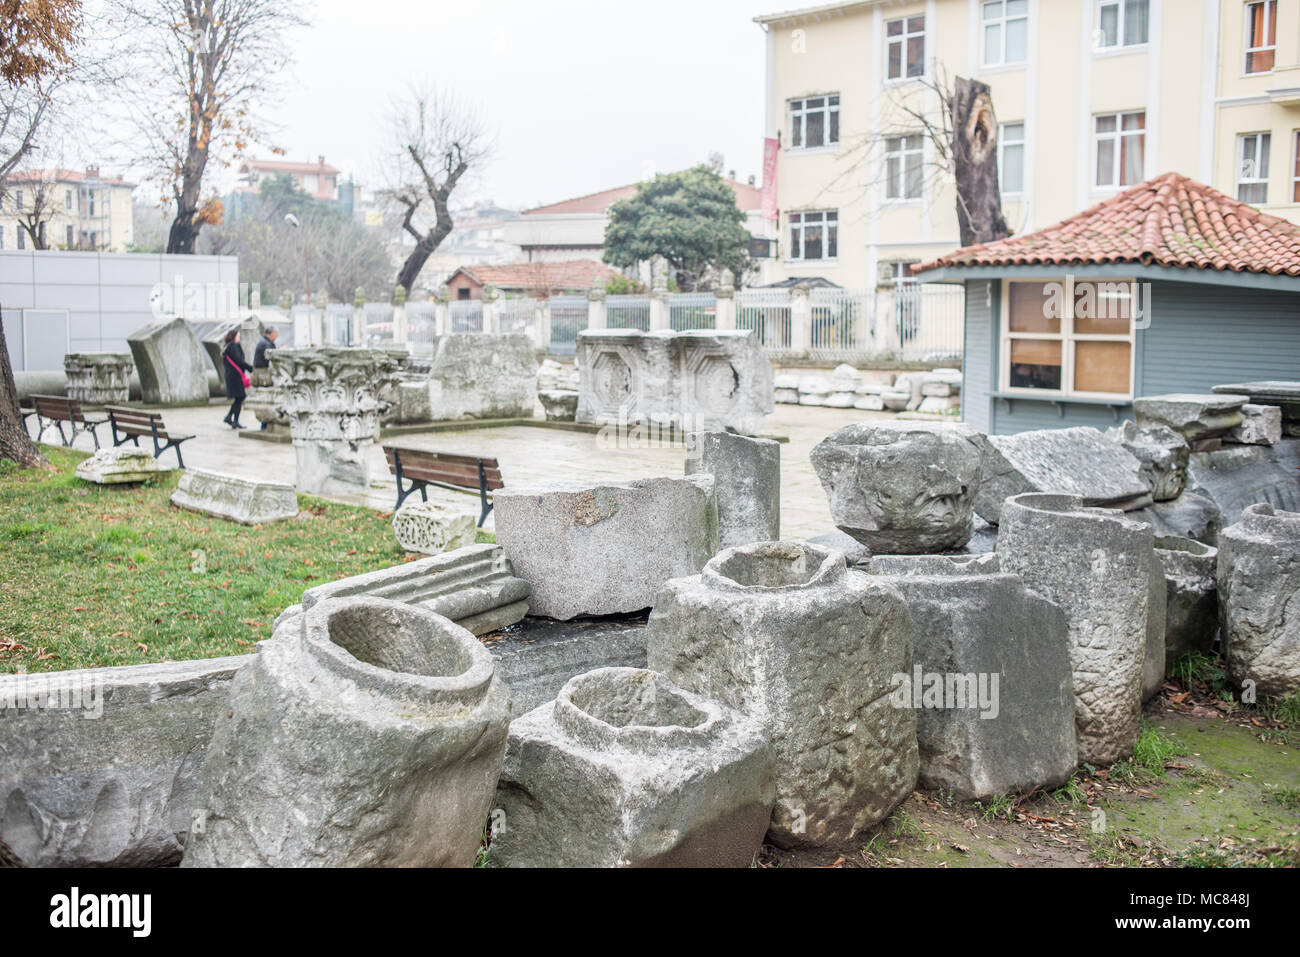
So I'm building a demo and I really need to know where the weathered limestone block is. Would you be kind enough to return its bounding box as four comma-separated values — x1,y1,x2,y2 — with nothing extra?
182,597,510,867
0,656,250,866
538,389,578,421
917,395,960,414
1186,438,1300,517
495,475,719,620
810,421,986,553
1129,492,1224,545
773,374,800,405
881,389,911,411
646,542,917,848
63,353,133,405
975,427,1152,524
1143,541,1169,703
1106,420,1189,502
1133,393,1247,442
126,317,211,405
1217,504,1300,697
1226,404,1283,446
537,358,579,392
685,431,780,548
576,329,773,436
1155,536,1219,664
74,447,173,485
271,348,399,495
854,395,886,411
865,553,1076,799
170,468,298,525
996,493,1158,765
921,368,962,397
279,542,530,637
392,500,477,555
419,333,537,420
1213,381,1300,437
488,668,775,867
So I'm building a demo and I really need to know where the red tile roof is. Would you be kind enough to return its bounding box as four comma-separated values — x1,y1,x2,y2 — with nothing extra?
914,172,1300,278
525,177,762,214
242,157,340,175
3,168,135,187
449,260,620,290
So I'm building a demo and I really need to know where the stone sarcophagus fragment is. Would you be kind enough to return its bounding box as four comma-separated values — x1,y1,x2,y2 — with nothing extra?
181,597,511,867
63,353,134,405
1154,536,1218,664
170,467,298,525
576,329,774,437
126,317,210,405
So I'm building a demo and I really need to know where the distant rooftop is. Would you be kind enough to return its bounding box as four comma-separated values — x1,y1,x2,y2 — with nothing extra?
525,176,762,215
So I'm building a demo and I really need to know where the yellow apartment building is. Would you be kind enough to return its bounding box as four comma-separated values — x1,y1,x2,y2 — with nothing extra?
0,168,136,252
756,0,1300,288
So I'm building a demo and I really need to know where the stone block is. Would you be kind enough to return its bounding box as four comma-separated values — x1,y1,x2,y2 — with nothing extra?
854,395,885,411
1106,420,1189,502
646,542,917,848
63,353,133,405
170,467,298,525
881,390,911,411
811,421,986,553
181,597,510,867
774,388,800,404
1133,393,1247,442
126,317,210,405
488,668,775,867
418,333,537,421
1154,536,1219,664
1128,492,1224,546
1185,438,1300,518
917,395,960,414
392,500,478,555
538,389,578,421
1212,381,1300,437
74,447,173,485
686,431,780,549
1226,404,1283,446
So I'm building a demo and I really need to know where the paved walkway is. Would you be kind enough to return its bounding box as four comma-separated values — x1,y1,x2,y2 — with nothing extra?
46,401,915,540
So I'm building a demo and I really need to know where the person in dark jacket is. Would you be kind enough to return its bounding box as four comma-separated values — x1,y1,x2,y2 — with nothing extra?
253,326,278,369
221,329,253,429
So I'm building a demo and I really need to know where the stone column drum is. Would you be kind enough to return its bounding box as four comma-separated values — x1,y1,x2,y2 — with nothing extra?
996,493,1161,765
1154,536,1219,664
271,348,399,495
181,597,511,867
685,430,780,548
646,541,917,848
489,668,775,867
63,353,134,404
1217,505,1300,697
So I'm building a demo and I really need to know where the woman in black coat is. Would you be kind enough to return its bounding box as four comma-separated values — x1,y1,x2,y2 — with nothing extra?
221,329,253,429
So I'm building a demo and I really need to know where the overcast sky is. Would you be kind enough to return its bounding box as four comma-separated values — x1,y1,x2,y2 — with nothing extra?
262,0,772,210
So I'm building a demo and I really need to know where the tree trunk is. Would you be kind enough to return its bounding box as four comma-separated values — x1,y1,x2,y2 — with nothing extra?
166,212,200,255
0,306,49,468
950,76,1010,248
396,220,453,294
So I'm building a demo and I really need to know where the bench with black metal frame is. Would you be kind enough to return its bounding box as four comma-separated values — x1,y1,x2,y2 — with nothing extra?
383,445,503,526
28,394,107,449
104,405,195,468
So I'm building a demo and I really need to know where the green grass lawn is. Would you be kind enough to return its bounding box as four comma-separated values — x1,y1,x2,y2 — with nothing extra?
0,445,411,674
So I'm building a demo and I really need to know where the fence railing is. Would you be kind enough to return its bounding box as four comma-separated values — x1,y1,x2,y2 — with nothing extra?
605,294,650,331
882,283,964,362
667,292,716,331
548,295,586,356
499,297,536,335
736,289,793,352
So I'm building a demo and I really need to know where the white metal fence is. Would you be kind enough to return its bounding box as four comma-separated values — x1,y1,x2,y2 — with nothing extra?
668,292,716,331
736,289,794,352
499,297,536,335
884,283,965,362
605,295,649,331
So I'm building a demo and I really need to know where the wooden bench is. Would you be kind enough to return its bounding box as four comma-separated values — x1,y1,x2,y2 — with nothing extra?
383,445,503,526
28,394,107,449
104,406,196,467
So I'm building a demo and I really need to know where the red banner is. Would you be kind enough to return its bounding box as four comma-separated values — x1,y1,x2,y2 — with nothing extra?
760,137,778,221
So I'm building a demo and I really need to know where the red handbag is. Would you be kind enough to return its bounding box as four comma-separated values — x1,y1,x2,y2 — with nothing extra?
225,353,251,388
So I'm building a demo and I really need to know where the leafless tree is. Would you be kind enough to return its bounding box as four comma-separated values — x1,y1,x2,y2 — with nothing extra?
382,84,490,295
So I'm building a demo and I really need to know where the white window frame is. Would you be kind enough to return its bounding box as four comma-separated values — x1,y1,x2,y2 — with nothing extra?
1093,111,1146,189
1244,1,1277,75
885,14,927,81
998,121,1026,195
883,133,925,201
1293,130,1300,203
787,210,838,262
1000,276,1137,400
787,94,840,151
1095,0,1149,51
982,0,1029,68
1237,131,1271,204
64,189,72,210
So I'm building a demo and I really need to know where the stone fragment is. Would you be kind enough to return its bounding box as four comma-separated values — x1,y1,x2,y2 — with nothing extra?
419,333,537,421
853,395,886,411
646,542,917,848
1154,536,1219,664
74,447,174,485
1217,504,1300,697
182,597,510,867
975,427,1153,524
921,368,962,397
865,553,1077,799
495,475,718,620
685,431,779,548
1185,438,1300,517
537,358,578,392
1226,404,1282,446
126,317,210,405
917,395,960,414
811,421,986,553
996,493,1159,765
170,467,298,525
63,353,133,405
0,656,250,866
538,389,578,421
1133,393,1247,442
1128,492,1224,545
1106,420,1189,502
392,500,478,555
881,390,911,411
488,668,775,867
1212,381,1300,437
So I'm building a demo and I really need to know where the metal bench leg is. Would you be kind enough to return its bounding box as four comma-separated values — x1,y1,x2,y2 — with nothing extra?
56,422,69,447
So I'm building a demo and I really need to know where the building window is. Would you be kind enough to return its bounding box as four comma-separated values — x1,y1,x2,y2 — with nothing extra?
886,15,926,80
65,224,73,248
88,193,95,216
788,95,840,150
0,226,5,249
14,189,23,211
1245,1,1277,74
1094,111,1145,188
999,122,1025,194
17,228,25,250
64,188,72,210
983,0,1028,67
884,134,924,200
1237,132,1271,203
1097,0,1149,49
788,210,838,261
1002,277,1135,398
